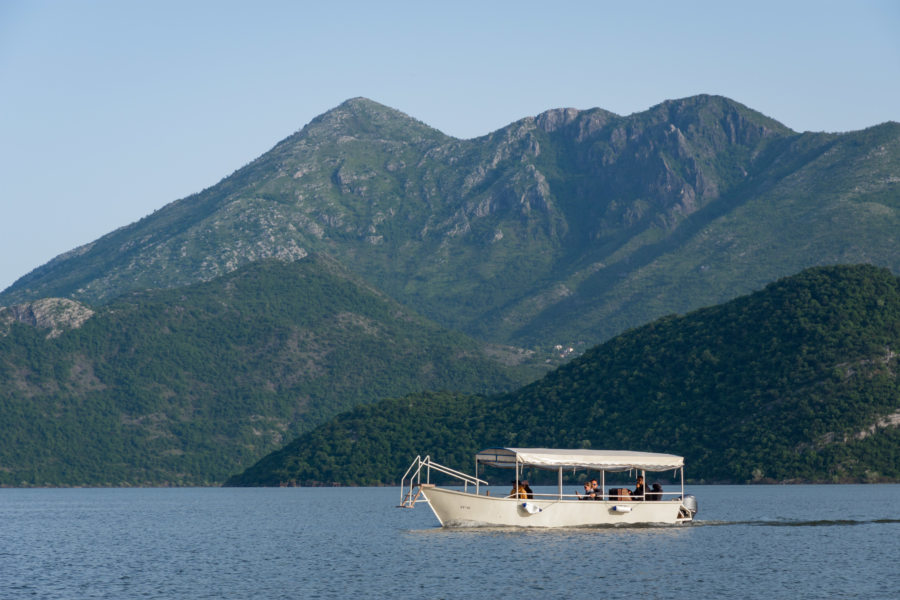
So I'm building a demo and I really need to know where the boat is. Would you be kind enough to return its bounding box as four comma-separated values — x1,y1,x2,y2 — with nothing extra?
399,447,698,527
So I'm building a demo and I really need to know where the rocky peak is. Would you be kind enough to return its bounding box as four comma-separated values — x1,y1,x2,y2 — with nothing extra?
298,97,448,144
535,107,582,132
536,107,619,141
647,95,794,144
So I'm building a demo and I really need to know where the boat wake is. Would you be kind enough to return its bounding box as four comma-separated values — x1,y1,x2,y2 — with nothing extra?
407,518,900,534
693,518,900,528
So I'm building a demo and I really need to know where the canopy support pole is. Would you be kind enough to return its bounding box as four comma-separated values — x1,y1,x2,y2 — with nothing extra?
474,458,479,495
558,467,563,499
515,458,520,497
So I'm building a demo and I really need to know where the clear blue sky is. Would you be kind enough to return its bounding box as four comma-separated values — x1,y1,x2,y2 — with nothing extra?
2,0,899,295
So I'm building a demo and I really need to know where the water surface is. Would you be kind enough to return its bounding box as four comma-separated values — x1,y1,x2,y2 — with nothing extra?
1,485,897,599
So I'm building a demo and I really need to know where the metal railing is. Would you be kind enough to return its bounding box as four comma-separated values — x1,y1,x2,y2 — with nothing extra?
523,490,682,501
398,455,488,508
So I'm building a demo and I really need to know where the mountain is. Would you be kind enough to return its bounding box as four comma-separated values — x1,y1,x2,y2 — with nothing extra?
3,96,898,352
226,265,900,486
0,255,543,486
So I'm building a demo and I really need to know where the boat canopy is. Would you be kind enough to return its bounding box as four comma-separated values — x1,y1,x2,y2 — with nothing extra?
475,448,684,472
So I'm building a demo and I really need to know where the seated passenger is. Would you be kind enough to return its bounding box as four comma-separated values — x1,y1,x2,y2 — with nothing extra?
632,475,645,500
521,480,534,500
577,481,595,500
590,479,601,499
508,480,528,499
647,482,663,501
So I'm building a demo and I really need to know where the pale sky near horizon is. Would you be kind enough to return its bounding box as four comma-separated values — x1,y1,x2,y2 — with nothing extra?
2,0,899,295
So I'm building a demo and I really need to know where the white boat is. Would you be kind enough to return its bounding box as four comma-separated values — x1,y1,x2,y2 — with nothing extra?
399,447,697,527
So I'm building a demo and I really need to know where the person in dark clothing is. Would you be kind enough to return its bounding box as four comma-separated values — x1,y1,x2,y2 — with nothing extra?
632,475,645,500
647,482,663,501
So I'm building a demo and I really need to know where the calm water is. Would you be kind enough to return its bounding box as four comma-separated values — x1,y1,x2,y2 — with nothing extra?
1,485,897,599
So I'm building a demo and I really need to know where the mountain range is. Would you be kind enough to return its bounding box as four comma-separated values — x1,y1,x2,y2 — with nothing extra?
1,95,899,486
3,95,898,352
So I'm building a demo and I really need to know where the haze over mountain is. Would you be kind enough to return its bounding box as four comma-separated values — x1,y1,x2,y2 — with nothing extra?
3,95,898,352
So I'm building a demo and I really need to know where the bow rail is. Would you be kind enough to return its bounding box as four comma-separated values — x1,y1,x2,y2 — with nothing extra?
398,455,488,508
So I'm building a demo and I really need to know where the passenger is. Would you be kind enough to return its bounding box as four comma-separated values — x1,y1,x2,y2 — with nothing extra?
577,481,595,500
590,479,601,497
508,480,528,499
521,480,534,500
632,475,645,500
647,482,663,501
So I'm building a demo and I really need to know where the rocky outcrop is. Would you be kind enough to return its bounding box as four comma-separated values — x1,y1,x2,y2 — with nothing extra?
0,298,94,338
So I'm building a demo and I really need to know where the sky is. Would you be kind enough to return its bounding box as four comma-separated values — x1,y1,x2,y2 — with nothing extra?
2,0,899,294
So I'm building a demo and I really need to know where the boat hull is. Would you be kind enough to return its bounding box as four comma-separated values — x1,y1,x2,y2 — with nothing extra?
420,486,687,527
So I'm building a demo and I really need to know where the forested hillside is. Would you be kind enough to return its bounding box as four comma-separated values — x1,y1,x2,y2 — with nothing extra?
3,94,899,488
0,256,542,486
227,265,900,485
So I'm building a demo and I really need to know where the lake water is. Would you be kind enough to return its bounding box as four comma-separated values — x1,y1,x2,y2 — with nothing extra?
1,485,897,599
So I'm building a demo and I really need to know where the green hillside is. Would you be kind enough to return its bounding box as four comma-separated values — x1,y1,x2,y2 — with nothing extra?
2,95,899,488
227,265,900,486
0,256,543,486
3,96,898,353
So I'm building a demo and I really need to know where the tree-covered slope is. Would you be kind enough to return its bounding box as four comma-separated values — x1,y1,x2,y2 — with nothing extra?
0,255,543,486
227,265,900,486
4,96,898,352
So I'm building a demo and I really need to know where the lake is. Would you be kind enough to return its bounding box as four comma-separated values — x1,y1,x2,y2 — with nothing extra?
1,485,897,599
